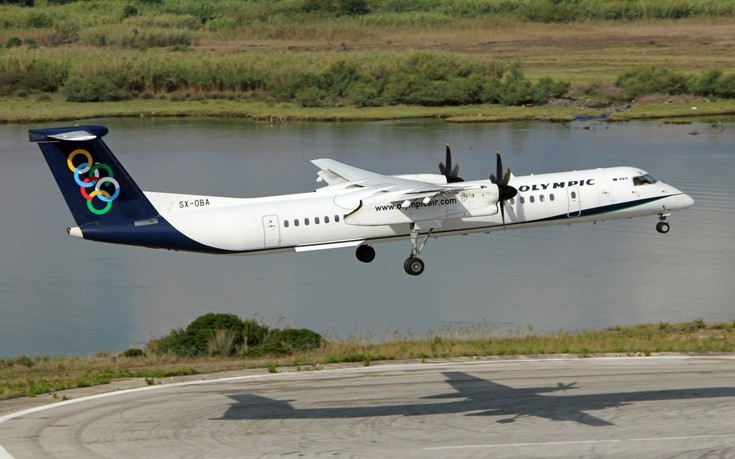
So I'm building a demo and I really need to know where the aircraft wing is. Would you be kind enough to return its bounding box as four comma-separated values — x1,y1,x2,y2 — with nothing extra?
312,158,435,188
311,158,489,207
311,158,381,186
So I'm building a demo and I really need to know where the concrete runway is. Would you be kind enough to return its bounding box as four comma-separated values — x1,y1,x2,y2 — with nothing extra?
2,356,735,458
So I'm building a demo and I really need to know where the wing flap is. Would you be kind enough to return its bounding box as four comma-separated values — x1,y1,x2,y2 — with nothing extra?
295,240,365,252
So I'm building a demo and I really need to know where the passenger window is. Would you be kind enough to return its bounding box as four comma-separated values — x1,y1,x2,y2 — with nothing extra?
325,216,330,223
305,218,310,226
550,194,555,201
529,196,535,203
520,196,525,204
284,220,289,228
571,191,577,199
315,217,320,224
335,215,341,222
294,219,299,227
540,195,545,202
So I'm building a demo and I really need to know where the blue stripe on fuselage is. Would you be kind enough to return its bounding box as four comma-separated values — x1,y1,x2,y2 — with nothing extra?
78,216,228,254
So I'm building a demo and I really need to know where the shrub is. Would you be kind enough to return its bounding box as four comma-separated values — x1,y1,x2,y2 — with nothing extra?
148,313,323,357
500,63,534,105
50,18,80,45
61,74,130,102
715,74,735,98
272,328,324,351
122,4,139,19
5,37,22,48
344,81,380,107
615,67,688,99
185,313,245,354
616,67,735,100
25,11,53,28
122,348,145,357
532,76,570,104
295,86,330,107
340,0,369,16
321,59,361,97
0,67,59,95
242,319,269,347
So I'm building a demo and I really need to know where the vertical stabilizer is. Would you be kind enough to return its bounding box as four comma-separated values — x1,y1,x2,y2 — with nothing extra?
30,125,158,226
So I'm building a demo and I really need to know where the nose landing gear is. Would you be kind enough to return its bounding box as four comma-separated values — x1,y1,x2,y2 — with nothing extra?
656,214,670,234
404,257,425,276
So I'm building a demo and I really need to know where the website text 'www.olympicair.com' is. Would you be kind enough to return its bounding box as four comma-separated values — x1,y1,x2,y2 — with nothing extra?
374,198,458,212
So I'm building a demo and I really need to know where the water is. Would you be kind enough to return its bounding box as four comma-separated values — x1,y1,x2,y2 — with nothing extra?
0,118,733,356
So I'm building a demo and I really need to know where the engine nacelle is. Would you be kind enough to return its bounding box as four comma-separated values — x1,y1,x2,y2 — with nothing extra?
345,187,499,226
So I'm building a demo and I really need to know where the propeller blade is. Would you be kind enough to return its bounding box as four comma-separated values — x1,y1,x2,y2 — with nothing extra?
496,150,503,184
490,149,517,231
438,144,451,176
439,144,463,182
502,168,512,186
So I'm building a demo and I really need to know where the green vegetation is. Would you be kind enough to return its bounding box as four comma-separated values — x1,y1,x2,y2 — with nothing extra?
617,67,735,99
147,313,324,357
0,355,199,399
2,319,735,401
2,0,735,121
0,48,568,106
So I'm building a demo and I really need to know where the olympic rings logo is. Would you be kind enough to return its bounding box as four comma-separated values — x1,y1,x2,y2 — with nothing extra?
67,149,120,215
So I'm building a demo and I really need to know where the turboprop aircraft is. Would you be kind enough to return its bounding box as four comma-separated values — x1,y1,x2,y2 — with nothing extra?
31,125,694,276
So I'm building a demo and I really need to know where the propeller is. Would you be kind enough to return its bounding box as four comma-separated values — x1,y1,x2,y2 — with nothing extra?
489,150,518,227
439,144,463,183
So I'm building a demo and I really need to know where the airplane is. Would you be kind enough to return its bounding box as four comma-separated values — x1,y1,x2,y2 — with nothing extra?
30,125,694,276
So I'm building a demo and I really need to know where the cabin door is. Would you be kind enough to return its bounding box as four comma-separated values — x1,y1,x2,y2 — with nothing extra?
262,215,281,248
567,185,581,217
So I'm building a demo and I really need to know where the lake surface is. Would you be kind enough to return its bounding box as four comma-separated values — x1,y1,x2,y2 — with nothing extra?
0,117,733,356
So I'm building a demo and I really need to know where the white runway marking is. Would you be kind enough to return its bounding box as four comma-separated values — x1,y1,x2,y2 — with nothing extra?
424,434,735,451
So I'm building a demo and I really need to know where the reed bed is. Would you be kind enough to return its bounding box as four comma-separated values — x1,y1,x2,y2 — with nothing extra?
2,0,735,120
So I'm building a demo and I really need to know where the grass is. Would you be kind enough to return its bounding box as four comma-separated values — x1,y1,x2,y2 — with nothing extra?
2,319,734,401
0,95,576,123
2,95,735,124
2,2,735,122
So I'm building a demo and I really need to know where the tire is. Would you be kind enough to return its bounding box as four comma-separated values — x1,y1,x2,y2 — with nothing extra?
656,222,670,234
355,245,376,263
404,257,425,276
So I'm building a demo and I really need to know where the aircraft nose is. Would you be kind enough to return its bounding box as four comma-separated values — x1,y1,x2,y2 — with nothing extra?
677,193,695,209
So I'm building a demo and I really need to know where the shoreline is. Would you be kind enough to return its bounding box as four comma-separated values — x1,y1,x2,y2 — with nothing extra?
3,97,735,125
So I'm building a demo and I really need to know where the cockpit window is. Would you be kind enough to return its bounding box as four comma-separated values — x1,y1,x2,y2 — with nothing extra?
633,174,658,186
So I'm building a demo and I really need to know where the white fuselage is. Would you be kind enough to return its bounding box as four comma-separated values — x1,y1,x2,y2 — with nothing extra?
134,166,693,254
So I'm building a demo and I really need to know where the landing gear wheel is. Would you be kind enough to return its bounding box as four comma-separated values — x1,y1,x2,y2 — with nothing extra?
656,221,670,234
404,257,425,276
355,244,376,263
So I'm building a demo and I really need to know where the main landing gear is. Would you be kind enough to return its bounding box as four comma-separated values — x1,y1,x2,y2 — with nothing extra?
404,223,432,276
354,225,432,275
656,214,670,234
355,244,376,263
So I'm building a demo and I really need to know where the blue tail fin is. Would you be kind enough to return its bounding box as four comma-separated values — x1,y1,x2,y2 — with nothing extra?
30,125,158,226
31,125,222,253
